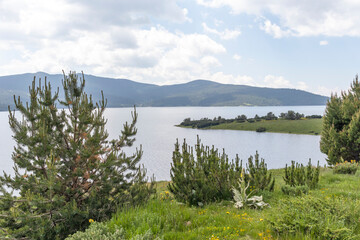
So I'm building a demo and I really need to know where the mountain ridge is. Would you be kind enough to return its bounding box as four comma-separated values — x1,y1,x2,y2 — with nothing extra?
0,72,328,110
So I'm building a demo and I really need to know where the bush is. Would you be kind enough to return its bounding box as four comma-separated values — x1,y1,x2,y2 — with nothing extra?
268,195,360,239
0,72,154,239
320,75,360,165
168,136,242,206
66,222,125,240
333,161,358,174
66,222,159,240
281,185,309,196
246,151,275,192
283,159,320,189
256,127,266,132
168,138,274,206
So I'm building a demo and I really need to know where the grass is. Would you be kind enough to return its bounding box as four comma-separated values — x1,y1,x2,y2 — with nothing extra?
70,167,360,240
208,119,322,135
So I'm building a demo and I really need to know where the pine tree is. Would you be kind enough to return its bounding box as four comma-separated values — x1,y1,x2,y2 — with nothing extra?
320,75,360,165
168,136,242,206
0,72,154,239
246,151,275,192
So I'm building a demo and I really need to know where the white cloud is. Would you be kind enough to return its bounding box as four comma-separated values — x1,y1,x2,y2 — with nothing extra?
197,0,360,37
0,25,227,83
233,54,241,60
0,0,188,42
202,23,241,40
263,75,308,90
0,0,229,84
202,72,256,85
263,75,293,88
260,20,292,39
182,8,193,23
214,19,224,26
319,40,329,45
200,56,222,68
316,86,341,96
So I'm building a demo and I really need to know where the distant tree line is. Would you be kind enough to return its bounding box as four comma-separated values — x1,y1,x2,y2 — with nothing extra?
180,111,322,129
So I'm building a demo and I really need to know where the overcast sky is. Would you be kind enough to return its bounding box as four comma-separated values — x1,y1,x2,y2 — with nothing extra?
1,0,360,96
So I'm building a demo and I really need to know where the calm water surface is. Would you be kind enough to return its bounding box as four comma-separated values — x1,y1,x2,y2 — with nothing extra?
0,106,327,181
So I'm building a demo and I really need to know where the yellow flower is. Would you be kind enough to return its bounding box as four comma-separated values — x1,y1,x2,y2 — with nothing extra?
89,219,94,223
260,218,264,221
258,232,263,237
226,211,230,214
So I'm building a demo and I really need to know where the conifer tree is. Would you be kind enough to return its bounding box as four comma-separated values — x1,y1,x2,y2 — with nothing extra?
168,136,242,206
0,72,154,239
320,75,360,165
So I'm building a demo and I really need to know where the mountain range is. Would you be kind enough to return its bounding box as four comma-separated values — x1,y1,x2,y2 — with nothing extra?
0,72,328,110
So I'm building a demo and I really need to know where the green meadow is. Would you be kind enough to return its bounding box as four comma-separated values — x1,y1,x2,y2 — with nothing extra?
67,167,360,240
206,118,322,135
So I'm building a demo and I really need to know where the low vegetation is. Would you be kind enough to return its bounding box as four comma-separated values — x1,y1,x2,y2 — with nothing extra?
168,136,242,206
283,159,320,189
178,111,323,135
333,161,358,175
168,137,274,206
66,167,360,240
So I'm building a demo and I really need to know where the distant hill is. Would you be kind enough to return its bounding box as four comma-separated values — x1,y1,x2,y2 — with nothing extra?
0,72,328,110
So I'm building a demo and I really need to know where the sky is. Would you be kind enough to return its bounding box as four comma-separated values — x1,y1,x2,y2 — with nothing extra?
1,0,360,96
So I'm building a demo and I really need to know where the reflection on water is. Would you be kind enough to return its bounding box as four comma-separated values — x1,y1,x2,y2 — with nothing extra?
0,106,327,181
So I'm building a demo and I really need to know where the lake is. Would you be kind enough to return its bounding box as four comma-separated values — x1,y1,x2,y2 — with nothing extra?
0,106,327,181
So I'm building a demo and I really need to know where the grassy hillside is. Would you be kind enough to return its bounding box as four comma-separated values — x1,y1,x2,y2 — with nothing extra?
208,118,323,135
67,167,360,240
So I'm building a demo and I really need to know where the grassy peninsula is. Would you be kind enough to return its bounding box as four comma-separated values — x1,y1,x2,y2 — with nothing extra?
209,118,322,135
178,111,323,135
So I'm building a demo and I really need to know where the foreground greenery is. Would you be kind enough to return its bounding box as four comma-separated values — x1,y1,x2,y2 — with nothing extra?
321,75,360,164
168,137,274,206
67,167,360,240
0,72,154,239
181,118,323,135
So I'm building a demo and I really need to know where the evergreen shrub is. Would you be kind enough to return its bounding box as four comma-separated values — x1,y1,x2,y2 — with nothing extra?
168,136,242,206
0,72,154,239
321,75,360,165
256,127,266,132
246,151,275,192
283,159,320,190
168,137,274,206
66,222,125,240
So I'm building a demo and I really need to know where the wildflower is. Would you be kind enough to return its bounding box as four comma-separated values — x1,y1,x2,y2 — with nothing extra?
258,232,263,237
226,211,230,214
260,218,264,221
89,219,94,223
